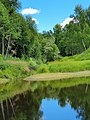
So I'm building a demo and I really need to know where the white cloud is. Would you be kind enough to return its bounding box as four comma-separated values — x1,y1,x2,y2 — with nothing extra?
61,17,74,28
21,8,40,15
32,18,39,24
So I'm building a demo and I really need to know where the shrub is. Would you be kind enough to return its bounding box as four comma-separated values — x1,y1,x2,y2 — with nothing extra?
37,64,49,73
0,70,4,78
29,58,38,70
0,62,11,70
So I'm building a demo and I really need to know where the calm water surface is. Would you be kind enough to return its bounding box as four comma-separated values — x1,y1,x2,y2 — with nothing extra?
0,77,90,120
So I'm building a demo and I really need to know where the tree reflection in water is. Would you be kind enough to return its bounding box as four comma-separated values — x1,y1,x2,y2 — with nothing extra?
0,80,90,120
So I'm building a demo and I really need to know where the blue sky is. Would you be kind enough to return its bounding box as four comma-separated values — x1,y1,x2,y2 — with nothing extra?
19,0,90,32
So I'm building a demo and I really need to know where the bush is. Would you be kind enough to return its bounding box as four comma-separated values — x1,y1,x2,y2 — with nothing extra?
0,70,4,78
0,61,29,80
0,62,11,70
37,64,49,73
29,58,38,70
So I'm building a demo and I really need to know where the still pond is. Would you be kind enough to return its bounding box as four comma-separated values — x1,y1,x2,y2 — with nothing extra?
0,77,90,120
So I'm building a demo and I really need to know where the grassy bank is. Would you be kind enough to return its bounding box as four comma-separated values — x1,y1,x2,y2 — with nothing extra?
0,55,30,83
37,49,90,73
37,60,90,73
0,48,90,83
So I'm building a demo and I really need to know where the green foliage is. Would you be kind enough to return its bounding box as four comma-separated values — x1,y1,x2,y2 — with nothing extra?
41,37,60,62
53,5,90,57
60,48,90,61
0,54,3,60
0,1,90,63
74,48,90,60
0,1,90,83
0,1,10,28
37,48,90,73
0,62,11,70
0,61,29,80
37,64,49,73
0,70,4,78
29,58,38,70
48,60,90,72
0,0,21,15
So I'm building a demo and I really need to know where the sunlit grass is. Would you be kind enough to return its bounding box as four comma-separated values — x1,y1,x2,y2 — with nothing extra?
0,55,30,80
48,60,90,72
25,71,90,81
0,78,9,84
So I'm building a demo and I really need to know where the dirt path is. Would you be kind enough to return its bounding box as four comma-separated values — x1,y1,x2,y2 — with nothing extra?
24,71,90,81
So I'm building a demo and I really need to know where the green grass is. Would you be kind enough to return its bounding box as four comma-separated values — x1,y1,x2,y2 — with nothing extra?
60,48,90,61
0,55,30,81
37,60,90,73
37,48,90,73
0,48,90,82
0,78,9,84
0,62,29,80
47,60,90,72
74,48,90,60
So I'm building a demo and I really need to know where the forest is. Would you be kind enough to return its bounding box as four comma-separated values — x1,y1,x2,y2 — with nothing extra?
0,0,90,62
0,0,90,82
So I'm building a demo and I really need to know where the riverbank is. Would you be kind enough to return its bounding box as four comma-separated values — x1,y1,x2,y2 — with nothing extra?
0,48,90,83
0,56,30,83
24,71,90,81
37,49,90,73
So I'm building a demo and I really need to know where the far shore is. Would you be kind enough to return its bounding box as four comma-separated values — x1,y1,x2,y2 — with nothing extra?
24,71,90,81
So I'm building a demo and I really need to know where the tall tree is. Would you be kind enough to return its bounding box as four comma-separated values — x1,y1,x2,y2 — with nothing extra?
0,0,21,15
0,1,10,56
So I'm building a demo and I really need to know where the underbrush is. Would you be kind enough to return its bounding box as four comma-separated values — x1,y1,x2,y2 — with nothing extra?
37,60,90,73
37,48,90,73
0,47,90,81
0,62,29,80
60,48,90,61
0,55,30,80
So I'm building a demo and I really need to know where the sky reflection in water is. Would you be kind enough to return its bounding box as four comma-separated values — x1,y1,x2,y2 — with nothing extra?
41,99,81,120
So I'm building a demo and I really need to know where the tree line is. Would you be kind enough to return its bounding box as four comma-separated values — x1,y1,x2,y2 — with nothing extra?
0,0,90,62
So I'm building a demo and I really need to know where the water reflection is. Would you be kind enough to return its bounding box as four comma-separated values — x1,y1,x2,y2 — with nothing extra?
0,78,90,120
41,99,79,120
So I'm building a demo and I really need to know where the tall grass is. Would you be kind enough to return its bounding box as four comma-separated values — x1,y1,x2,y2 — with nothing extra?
61,48,90,61
47,60,90,72
0,55,29,80
37,48,90,73
0,62,28,80
37,60,90,73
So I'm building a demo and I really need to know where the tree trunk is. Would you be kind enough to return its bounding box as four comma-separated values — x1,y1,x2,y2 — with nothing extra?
5,37,11,57
1,101,5,120
82,39,86,51
2,34,4,56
